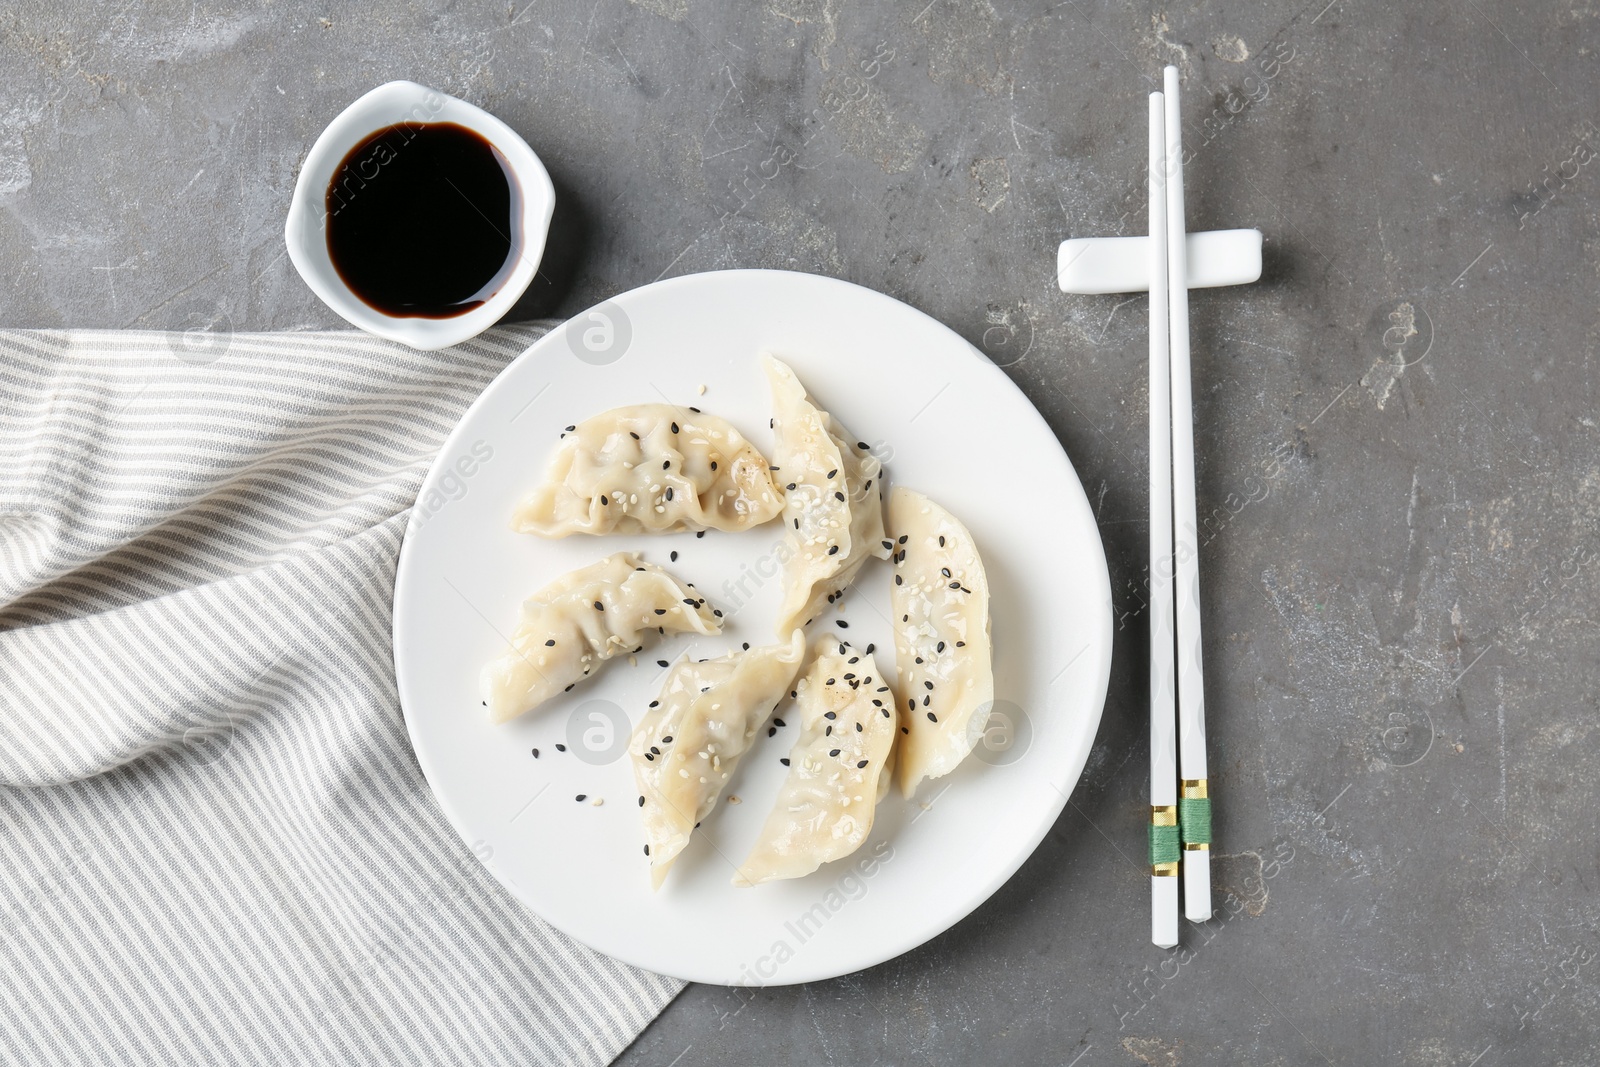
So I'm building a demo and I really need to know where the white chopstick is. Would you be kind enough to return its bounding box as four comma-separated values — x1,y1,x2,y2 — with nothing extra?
1162,64,1213,922
1146,89,1180,948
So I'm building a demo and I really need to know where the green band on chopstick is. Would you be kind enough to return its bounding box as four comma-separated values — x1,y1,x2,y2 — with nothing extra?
1179,797,1212,846
1148,822,1181,866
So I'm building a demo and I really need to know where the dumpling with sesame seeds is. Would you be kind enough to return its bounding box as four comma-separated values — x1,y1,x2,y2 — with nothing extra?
888,487,995,795
479,553,720,724
733,637,898,886
632,630,806,890
512,404,784,536
763,355,888,637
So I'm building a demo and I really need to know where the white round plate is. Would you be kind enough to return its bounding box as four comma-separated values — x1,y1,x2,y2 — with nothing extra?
394,269,1112,986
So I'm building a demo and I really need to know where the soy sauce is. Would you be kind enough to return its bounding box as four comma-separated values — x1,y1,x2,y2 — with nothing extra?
325,122,520,318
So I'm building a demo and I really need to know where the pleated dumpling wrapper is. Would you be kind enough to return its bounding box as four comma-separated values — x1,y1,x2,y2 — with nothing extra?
763,355,887,636
888,487,995,794
632,630,806,889
513,404,784,536
480,553,720,724
733,637,898,887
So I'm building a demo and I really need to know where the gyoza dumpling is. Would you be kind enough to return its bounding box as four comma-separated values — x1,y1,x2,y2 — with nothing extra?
733,638,897,886
888,488,995,794
764,355,887,636
513,404,784,536
632,630,806,889
480,553,720,724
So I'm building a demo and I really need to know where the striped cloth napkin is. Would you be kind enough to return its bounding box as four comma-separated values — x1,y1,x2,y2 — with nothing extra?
0,327,682,1065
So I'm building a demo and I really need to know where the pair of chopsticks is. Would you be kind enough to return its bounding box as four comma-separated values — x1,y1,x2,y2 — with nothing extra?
1146,66,1212,948
1056,65,1262,947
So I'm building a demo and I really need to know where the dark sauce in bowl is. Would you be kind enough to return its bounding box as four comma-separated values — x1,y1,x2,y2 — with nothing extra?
325,122,520,319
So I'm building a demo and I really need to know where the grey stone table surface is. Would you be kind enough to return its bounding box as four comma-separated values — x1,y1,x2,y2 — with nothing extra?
4,0,1598,1063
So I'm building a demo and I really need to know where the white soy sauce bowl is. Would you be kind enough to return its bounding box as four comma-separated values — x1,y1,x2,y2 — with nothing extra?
285,80,555,351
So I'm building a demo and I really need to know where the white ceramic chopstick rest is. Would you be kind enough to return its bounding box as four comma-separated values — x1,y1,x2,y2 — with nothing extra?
1057,229,1262,295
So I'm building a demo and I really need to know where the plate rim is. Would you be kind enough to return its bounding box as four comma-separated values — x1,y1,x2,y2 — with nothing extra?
393,267,1113,985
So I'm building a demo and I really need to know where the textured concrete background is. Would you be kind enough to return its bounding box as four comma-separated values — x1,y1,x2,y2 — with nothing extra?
4,0,1599,1063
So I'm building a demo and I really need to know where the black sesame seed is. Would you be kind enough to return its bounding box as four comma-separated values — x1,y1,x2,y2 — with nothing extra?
650,746,660,755
663,460,671,470
710,460,718,471
565,424,576,432
923,695,930,706
742,642,750,650
712,608,724,618
670,422,679,433
564,684,575,692
661,735,673,743
654,608,666,616
827,469,837,479
827,545,840,555
786,482,797,490
939,535,946,547
575,794,586,802
882,540,893,550
898,535,908,544
956,640,966,647
837,620,849,629
696,530,706,538
644,752,654,761
825,725,832,736
941,567,952,578
649,701,659,708
545,638,556,646
949,581,962,589
644,844,650,855
793,518,800,530
925,681,935,691
902,726,909,733
780,757,791,765
600,494,609,505
683,599,696,606
670,550,678,562
866,644,875,654
555,743,567,751
829,748,841,757
895,575,903,585
927,711,938,722
532,748,540,758
639,796,646,807
915,657,923,664
689,406,701,413
857,441,869,450
907,698,915,711
630,431,640,439
855,722,863,732
856,759,868,768
774,718,786,728
881,708,891,718
657,660,669,668
594,600,605,611
768,726,777,737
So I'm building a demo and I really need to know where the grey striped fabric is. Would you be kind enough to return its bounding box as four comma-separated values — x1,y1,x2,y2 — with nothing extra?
0,327,683,1065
